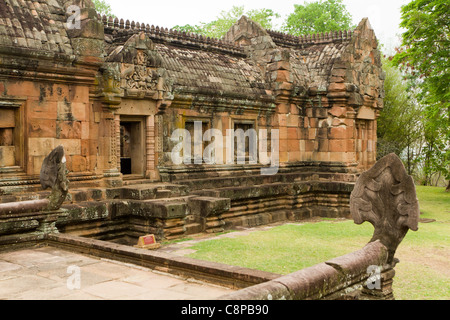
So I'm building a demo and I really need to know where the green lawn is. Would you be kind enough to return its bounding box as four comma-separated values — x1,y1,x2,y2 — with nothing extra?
186,186,450,300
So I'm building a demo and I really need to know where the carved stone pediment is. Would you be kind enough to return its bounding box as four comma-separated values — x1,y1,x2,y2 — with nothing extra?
350,153,420,264
103,32,173,103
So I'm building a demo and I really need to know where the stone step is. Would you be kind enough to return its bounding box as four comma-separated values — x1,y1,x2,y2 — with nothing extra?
112,198,189,219
184,223,204,235
106,183,188,201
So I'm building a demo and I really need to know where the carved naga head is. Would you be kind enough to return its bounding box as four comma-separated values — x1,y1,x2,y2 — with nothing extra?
350,153,420,264
40,145,69,211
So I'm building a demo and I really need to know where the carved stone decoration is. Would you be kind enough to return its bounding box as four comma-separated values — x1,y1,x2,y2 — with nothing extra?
123,61,160,92
105,32,173,106
97,63,123,107
40,145,70,211
101,64,122,95
350,153,420,264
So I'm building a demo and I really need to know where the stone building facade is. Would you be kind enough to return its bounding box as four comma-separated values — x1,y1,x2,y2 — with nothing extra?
0,0,384,240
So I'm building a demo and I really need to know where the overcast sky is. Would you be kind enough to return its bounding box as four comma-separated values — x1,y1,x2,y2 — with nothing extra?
104,0,411,53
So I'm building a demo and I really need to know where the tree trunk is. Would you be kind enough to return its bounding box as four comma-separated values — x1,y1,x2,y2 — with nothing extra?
446,180,450,192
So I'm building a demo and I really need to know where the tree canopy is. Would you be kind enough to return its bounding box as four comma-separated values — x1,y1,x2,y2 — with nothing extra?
377,57,423,175
393,0,449,190
282,0,354,35
92,0,116,17
172,6,280,39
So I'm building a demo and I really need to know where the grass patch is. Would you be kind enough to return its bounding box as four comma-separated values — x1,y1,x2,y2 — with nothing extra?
188,221,374,274
184,186,449,299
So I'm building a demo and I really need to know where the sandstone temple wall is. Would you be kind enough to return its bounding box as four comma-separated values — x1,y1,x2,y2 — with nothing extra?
1,1,384,191
1,1,385,241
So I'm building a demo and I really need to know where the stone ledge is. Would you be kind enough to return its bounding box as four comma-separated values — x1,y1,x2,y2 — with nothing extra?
45,233,281,289
218,241,388,300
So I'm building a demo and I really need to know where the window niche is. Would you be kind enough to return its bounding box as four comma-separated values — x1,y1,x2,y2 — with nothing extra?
0,98,23,170
184,119,210,164
232,120,257,164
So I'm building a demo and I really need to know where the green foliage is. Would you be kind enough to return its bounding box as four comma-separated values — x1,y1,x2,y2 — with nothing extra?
188,221,372,274
92,0,116,18
172,6,280,39
393,0,450,189
282,0,354,35
377,57,424,175
394,0,449,105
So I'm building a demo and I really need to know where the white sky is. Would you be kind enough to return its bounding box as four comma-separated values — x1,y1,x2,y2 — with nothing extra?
104,0,411,52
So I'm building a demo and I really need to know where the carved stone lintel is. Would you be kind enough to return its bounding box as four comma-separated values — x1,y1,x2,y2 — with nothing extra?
40,145,69,212
350,153,420,264
103,32,173,111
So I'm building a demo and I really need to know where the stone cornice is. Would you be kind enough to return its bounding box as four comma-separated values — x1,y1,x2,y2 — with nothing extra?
0,46,100,85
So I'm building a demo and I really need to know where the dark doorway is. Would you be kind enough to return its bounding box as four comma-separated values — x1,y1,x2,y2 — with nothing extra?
120,119,144,176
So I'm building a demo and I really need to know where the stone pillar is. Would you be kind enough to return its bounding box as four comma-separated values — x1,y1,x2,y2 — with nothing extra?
100,107,122,187
145,115,157,180
114,114,121,174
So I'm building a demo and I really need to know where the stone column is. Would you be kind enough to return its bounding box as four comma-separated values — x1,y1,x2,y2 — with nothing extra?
145,115,157,180
100,107,122,187
115,114,121,174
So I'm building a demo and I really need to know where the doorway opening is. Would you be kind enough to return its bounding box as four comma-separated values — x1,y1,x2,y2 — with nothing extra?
120,118,145,176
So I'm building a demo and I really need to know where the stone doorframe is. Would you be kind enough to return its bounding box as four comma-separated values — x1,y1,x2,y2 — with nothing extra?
115,114,158,181
0,96,26,173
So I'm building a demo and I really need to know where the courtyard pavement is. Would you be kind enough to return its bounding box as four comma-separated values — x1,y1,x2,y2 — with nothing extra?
0,222,310,300
0,245,234,300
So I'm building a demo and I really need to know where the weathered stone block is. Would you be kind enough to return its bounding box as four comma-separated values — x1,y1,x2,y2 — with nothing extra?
287,139,300,152
308,128,317,139
57,139,81,155
81,121,90,140
289,151,301,162
356,106,376,120
71,155,87,172
57,101,75,121
0,109,14,128
276,103,290,114
28,119,56,138
313,108,328,119
329,140,347,152
287,114,299,127
188,197,230,218
29,100,58,120
315,139,328,152
57,121,82,139
28,138,55,157
71,102,87,121
0,146,15,166
277,114,287,127
329,127,348,140
276,70,292,83
328,82,347,92
329,106,347,118
279,140,288,152
279,127,287,140
287,127,298,140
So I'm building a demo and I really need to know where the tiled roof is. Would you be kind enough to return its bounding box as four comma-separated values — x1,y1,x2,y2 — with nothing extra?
0,0,73,55
156,43,270,101
103,16,273,107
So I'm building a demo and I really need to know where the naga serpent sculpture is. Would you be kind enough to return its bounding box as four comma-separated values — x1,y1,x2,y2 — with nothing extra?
350,153,420,264
0,145,69,214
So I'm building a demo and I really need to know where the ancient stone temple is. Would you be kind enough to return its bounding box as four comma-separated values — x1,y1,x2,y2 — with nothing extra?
0,0,384,243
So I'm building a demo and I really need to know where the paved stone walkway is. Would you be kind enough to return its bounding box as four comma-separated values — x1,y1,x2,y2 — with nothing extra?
0,246,233,300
